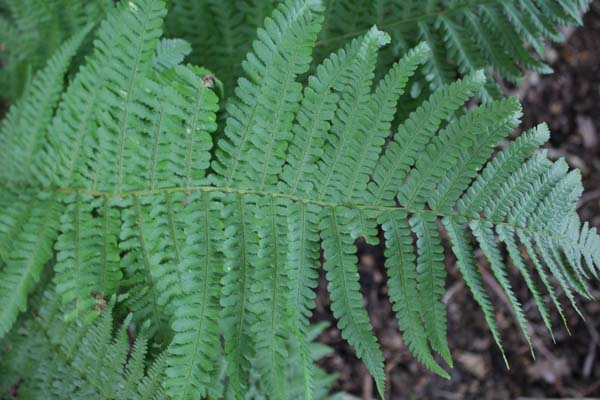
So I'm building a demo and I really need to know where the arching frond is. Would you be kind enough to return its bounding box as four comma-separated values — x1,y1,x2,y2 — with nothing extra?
0,1,597,399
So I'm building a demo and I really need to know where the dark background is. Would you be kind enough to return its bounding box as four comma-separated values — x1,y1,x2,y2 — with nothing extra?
313,2,600,399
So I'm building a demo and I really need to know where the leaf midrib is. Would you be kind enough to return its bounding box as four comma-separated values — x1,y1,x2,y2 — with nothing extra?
0,182,580,255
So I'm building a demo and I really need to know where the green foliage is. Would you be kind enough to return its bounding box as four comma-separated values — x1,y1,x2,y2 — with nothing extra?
0,289,168,399
0,0,599,399
0,0,111,100
1,0,590,100
163,0,589,99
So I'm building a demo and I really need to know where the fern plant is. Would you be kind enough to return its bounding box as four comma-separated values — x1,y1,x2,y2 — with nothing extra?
0,0,599,399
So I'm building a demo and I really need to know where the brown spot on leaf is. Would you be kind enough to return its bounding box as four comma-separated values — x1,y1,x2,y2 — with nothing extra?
202,74,215,88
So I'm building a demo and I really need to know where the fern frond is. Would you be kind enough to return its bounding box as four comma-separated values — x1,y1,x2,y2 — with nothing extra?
324,0,589,100
119,195,170,339
284,322,340,400
286,200,322,398
0,289,167,399
33,0,167,188
0,1,598,398
312,27,388,202
497,224,554,339
368,71,486,205
90,0,167,193
345,42,429,203
220,193,260,397
443,216,507,362
458,124,552,217
163,0,589,100
399,96,522,209
409,212,452,366
249,197,291,397
280,30,379,196
0,0,110,100
471,220,533,355
0,191,33,261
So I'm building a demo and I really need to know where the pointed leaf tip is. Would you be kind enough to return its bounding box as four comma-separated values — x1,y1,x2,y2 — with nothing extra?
471,69,487,84
366,25,391,47
414,40,431,55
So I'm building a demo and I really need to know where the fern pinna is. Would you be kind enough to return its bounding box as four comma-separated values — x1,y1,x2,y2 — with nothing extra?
0,0,599,399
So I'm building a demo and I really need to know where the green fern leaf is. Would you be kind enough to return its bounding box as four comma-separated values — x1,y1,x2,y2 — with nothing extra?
219,193,261,398
382,210,450,378
320,206,386,395
212,0,323,189
443,216,507,363
312,27,389,202
409,212,452,366
368,71,486,205
0,1,598,399
164,191,223,399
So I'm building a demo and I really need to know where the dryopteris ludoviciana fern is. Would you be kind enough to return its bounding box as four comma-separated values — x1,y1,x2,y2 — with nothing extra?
0,0,599,399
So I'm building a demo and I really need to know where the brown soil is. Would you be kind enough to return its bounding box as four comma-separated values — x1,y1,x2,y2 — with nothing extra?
314,2,600,399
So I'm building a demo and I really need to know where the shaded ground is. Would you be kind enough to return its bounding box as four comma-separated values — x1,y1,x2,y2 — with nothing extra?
314,3,600,399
